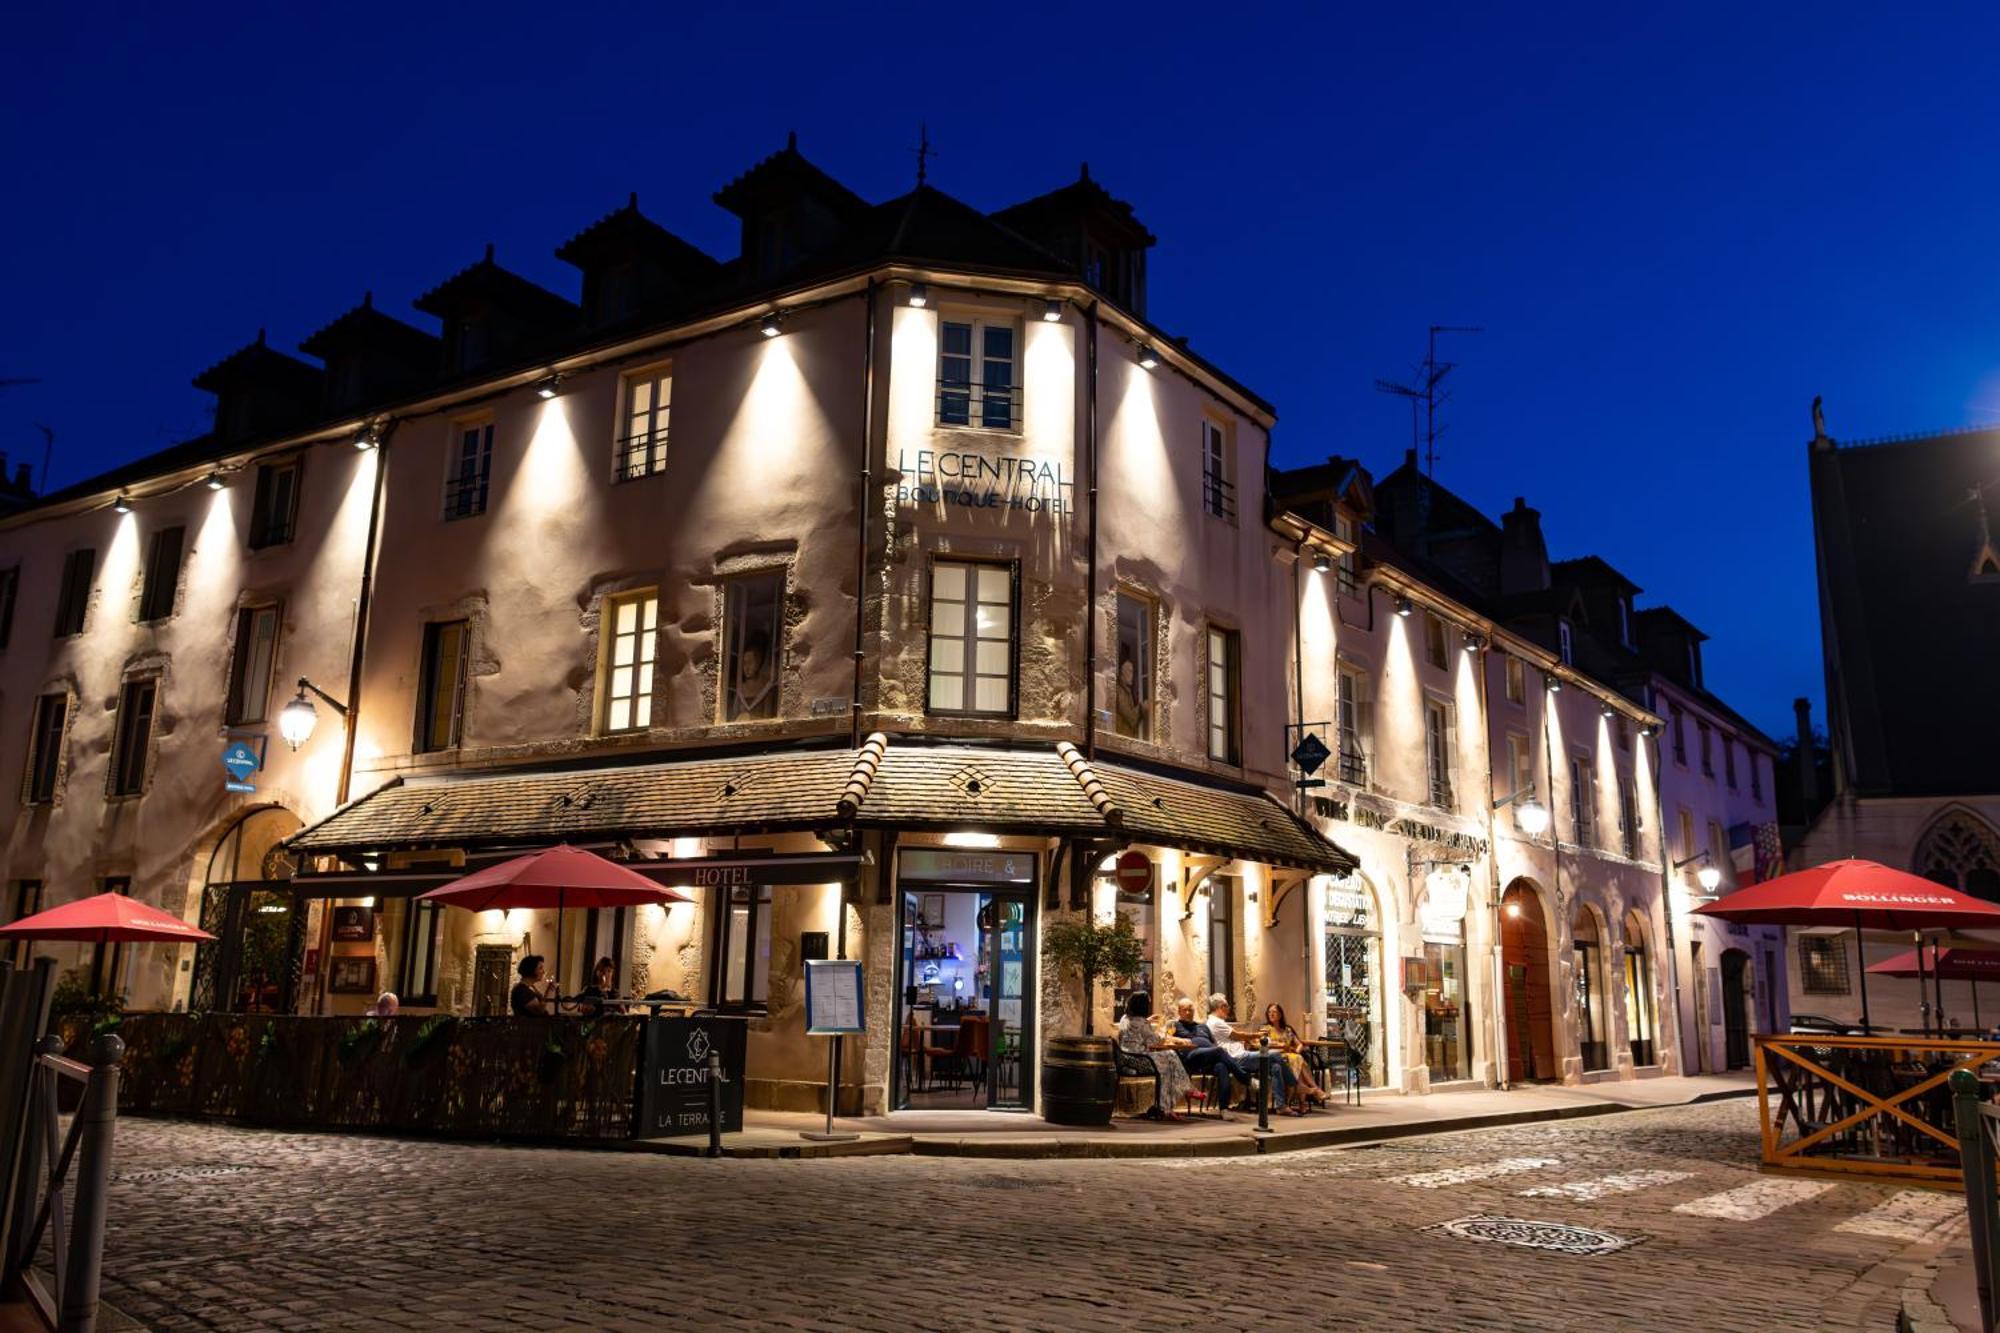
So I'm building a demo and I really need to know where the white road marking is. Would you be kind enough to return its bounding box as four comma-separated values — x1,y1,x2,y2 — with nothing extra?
1672,1178,1833,1221
1392,1156,1562,1188
1834,1190,1961,1241
1518,1168,1691,1200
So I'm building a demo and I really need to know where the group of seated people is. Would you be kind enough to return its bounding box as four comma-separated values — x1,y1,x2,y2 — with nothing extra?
1116,990,1333,1122
510,954,627,1017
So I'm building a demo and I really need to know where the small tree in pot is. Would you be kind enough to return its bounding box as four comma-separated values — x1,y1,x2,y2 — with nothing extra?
1041,911,1146,1035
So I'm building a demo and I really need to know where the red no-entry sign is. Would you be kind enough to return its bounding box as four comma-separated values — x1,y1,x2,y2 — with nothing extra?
1113,851,1154,894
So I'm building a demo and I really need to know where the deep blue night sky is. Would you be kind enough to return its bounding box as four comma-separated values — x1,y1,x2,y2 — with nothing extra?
4,5,1995,739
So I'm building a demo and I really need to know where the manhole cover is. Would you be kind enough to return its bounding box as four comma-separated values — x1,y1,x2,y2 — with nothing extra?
1424,1215,1639,1256
111,1164,260,1185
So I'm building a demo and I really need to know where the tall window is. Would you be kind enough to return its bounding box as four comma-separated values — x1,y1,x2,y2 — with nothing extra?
713,882,772,1009
443,420,494,520
397,898,442,1005
414,619,470,753
225,604,281,725
1915,812,2000,901
90,876,129,998
1723,736,1737,789
1671,705,1686,765
1506,734,1534,824
1113,873,1156,1011
4,881,39,968
0,565,18,648
1113,592,1153,740
598,591,658,734
927,561,1013,716
1200,419,1234,520
108,675,158,797
723,571,784,721
1678,808,1696,862
1424,699,1453,809
1750,752,1763,802
52,548,93,637
1336,666,1369,784
1504,655,1524,703
1206,626,1241,764
248,460,300,549
1619,777,1640,858
1569,751,1595,846
618,366,672,480
1798,935,1850,994
138,526,184,622
937,318,1018,430
22,694,66,804
1573,908,1608,1072
1331,514,1358,592
1623,910,1657,1066
1708,819,1730,888
1206,879,1234,1010
1424,613,1449,670
1558,620,1574,665
1698,721,1713,776
1617,597,1633,648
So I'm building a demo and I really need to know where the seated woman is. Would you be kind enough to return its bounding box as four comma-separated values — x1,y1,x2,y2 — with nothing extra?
576,957,623,1017
1117,990,1193,1121
510,955,553,1017
1260,1003,1327,1113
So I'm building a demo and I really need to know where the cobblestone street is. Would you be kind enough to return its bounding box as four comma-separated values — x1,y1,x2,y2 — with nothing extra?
91,1099,1960,1330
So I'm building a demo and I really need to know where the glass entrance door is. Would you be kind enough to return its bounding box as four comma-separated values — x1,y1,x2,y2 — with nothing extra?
895,887,1034,1110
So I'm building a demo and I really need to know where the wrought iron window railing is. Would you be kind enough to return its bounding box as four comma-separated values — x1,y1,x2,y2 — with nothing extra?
615,429,669,481
1203,469,1237,521
442,470,489,520
1337,744,1366,785
936,383,1021,431
1428,769,1454,810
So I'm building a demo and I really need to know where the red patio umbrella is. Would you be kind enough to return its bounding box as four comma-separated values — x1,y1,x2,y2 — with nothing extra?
419,845,691,1005
0,891,215,944
1869,946,2000,1029
1697,859,2000,1033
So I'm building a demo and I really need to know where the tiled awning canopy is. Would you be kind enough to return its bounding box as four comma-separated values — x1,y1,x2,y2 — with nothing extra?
289,736,1356,875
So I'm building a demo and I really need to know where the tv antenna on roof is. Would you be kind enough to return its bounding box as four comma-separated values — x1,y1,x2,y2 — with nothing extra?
1374,325,1483,476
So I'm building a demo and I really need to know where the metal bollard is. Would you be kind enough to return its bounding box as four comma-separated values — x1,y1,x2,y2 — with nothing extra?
705,1051,723,1160
58,1032,121,1333
1256,1036,1272,1135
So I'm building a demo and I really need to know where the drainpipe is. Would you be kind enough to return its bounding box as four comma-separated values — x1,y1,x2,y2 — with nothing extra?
1649,717,1687,1075
1291,536,1307,817
851,279,877,750
313,420,393,1016
1082,302,1101,760
1477,640,1510,1092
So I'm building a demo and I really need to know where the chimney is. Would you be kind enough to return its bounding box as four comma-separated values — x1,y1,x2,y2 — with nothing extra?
1499,496,1550,596
1793,697,1818,808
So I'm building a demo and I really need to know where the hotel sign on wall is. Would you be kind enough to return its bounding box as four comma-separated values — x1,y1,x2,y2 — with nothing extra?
895,446,1072,517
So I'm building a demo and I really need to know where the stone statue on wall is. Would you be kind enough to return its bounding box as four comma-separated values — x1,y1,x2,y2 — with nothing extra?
1811,395,1828,442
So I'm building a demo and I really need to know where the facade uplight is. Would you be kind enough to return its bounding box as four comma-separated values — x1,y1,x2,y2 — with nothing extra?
204,473,226,491
354,425,380,451
112,496,132,515
535,374,564,400
1395,595,1414,618
1545,673,1562,694
1136,344,1159,370
1042,299,1063,323
907,282,929,309
1312,552,1331,573
760,312,783,338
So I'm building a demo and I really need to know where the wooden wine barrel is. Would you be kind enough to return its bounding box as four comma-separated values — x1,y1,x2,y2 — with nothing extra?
1040,1034,1116,1126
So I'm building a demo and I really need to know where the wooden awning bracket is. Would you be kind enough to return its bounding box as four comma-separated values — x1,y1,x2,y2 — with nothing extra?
1178,857,1230,922
1263,869,1313,930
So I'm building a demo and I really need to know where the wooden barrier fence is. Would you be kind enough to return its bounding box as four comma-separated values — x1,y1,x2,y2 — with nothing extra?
1756,1032,2000,1183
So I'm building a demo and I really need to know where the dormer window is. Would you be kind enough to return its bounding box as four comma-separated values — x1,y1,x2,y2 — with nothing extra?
1617,597,1632,649
1687,641,1702,687
1558,620,1574,666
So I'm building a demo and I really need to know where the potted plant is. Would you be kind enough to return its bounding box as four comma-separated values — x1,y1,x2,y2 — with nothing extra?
1038,911,1145,1126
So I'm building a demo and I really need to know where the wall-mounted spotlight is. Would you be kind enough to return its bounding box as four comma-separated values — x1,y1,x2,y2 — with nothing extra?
907,282,929,309
1136,344,1160,370
112,495,132,515
1394,595,1414,618
1312,551,1332,573
760,311,783,338
1642,722,1663,738
204,472,226,491
1462,631,1485,653
535,373,564,400
1602,703,1617,719
354,424,380,451
1042,299,1063,323
1544,673,1562,693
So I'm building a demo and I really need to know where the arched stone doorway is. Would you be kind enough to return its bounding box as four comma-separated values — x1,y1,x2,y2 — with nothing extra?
1622,908,1660,1067
189,805,305,1014
1322,872,1384,1087
1501,880,1558,1083
1721,948,1753,1070
1571,904,1610,1073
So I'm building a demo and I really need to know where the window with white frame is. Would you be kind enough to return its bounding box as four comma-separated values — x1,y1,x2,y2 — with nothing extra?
599,590,658,734
1619,776,1639,857
443,420,493,520
1331,514,1358,591
1569,751,1595,846
225,603,280,725
927,561,1014,716
1424,613,1449,670
1113,591,1153,740
937,317,1019,430
722,571,783,722
1337,666,1369,784
1507,733,1534,822
1504,654,1525,703
1200,419,1235,520
618,365,672,480
1206,626,1241,764
1424,699,1454,809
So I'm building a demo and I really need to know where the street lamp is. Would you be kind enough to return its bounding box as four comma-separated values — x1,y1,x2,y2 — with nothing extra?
279,677,350,750
1673,851,1722,894
1493,787,1550,836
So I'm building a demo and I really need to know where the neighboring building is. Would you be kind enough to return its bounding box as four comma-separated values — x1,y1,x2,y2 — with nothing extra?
1793,415,2000,1032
